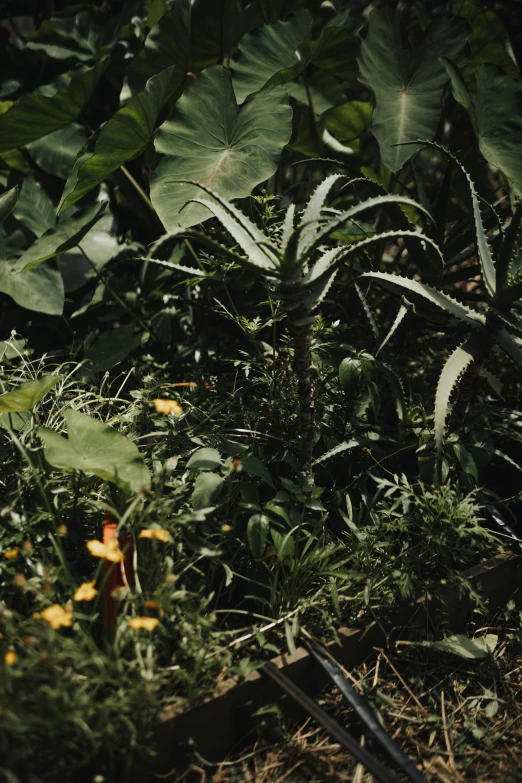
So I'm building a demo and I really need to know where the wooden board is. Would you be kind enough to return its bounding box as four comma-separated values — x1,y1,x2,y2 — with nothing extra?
131,552,521,781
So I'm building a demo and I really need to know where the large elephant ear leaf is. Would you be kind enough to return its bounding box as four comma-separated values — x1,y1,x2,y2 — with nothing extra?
59,66,175,211
0,59,108,153
357,8,468,172
231,9,313,104
150,66,292,230
434,336,482,455
39,408,151,492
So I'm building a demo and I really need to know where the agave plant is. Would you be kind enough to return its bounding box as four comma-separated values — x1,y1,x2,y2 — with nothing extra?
148,178,432,475
363,150,522,459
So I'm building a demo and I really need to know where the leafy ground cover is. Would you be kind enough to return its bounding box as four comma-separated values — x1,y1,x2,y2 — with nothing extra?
1,0,522,780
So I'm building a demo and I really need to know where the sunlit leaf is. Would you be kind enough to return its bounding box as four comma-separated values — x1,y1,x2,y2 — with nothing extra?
151,66,292,229
39,408,151,492
0,375,61,413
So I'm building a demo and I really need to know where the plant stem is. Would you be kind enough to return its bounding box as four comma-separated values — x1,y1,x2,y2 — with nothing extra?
291,326,315,477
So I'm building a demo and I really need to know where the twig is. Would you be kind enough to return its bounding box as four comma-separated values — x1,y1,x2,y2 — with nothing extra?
376,648,428,714
441,690,455,769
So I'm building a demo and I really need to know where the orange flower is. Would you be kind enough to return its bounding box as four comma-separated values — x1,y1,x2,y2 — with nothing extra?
139,528,169,543
4,651,18,665
153,398,183,415
127,616,160,631
73,580,98,602
33,604,72,630
3,548,19,560
86,539,124,563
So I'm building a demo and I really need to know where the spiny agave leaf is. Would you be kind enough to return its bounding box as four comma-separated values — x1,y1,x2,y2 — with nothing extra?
399,134,497,295
13,202,106,272
231,9,313,104
313,440,359,466
379,361,407,421
147,258,209,277
59,66,175,212
149,226,262,272
354,282,380,341
497,203,522,291
39,408,151,492
151,66,291,230
308,196,435,258
298,173,350,255
434,336,482,454
358,8,468,172
0,375,62,413
362,271,486,328
303,246,348,286
0,186,18,224
187,198,278,272
0,59,108,153
495,329,522,370
376,302,410,356
280,204,296,257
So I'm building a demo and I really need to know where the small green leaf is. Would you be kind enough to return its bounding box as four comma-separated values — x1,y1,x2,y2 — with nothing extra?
0,59,108,153
247,513,270,559
39,408,151,492
191,472,225,510
187,447,222,471
423,633,497,660
13,202,106,272
240,454,274,487
0,375,62,413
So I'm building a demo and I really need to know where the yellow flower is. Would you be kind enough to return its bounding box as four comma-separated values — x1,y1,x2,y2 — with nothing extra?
139,528,169,543
74,580,98,602
86,539,124,563
3,548,19,560
33,604,72,630
128,616,160,631
12,573,26,587
153,398,183,415
4,651,18,665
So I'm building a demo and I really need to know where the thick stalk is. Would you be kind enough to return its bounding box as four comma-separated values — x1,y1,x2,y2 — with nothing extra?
291,326,315,476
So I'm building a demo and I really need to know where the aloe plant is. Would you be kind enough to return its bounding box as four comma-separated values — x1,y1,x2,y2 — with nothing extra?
149,178,431,474
363,152,522,459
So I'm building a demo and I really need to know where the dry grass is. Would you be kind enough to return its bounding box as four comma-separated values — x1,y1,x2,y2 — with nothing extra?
191,607,522,783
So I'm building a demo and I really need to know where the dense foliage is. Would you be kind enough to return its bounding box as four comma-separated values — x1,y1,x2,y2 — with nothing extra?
0,0,522,780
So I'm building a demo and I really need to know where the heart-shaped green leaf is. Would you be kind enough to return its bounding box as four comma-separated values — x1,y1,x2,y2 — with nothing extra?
59,67,175,211
190,472,225,510
39,408,151,492
0,375,62,413
358,8,468,171
0,59,108,153
150,66,292,230
231,9,313,104
13,201,106,272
